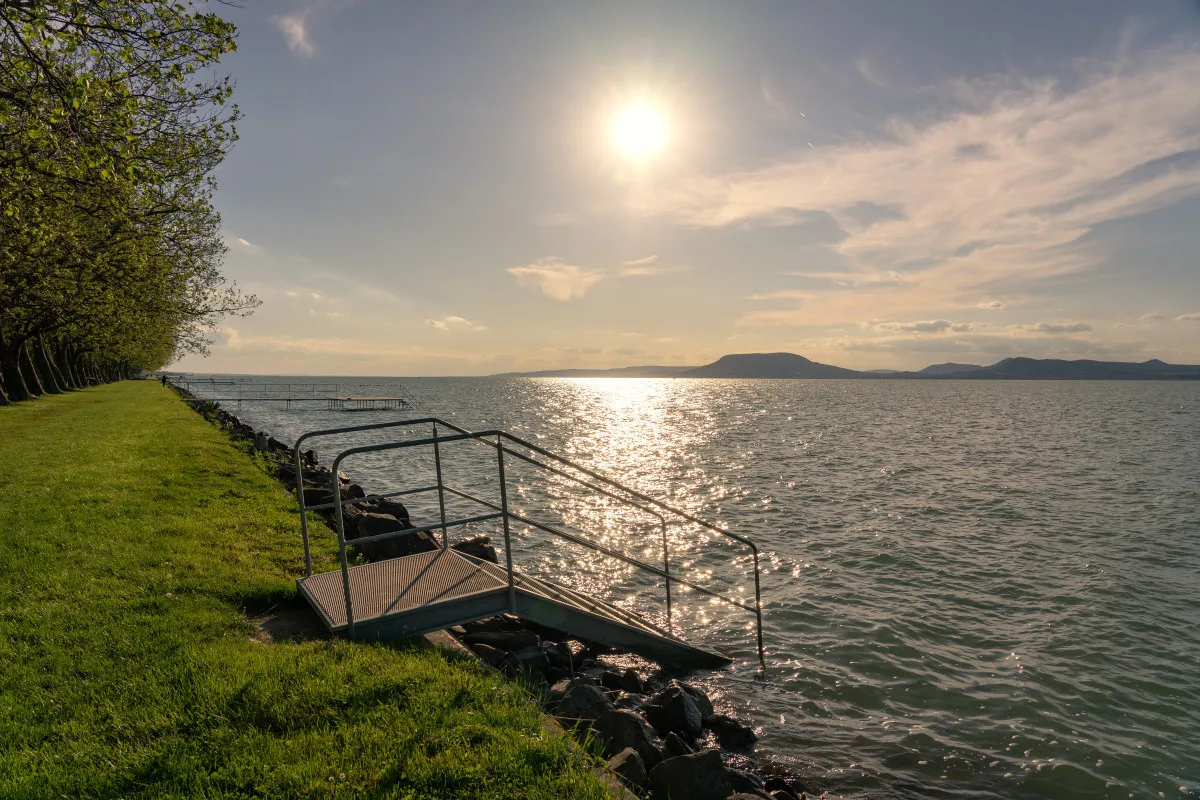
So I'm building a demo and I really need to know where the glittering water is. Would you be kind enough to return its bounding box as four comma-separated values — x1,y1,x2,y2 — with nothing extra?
184,376,1200,799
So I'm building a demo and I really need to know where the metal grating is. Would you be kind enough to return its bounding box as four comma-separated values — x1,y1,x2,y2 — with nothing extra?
299,549,507,629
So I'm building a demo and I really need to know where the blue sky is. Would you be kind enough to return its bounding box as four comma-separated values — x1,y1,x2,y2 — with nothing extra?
178,0,1200,375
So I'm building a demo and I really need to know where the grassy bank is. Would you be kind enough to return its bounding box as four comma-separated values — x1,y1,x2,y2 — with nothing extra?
0,381,610,800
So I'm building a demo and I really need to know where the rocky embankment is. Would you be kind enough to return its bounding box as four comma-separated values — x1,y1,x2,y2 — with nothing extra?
175,387,808,800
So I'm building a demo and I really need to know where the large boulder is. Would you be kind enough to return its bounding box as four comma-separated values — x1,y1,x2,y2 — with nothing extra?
351,513,437,561
607,747,649,793
554,680,614,725
461,629,539,651
643,685,703,739
592,709,661,768
502,645,551,679
707,714,758,751
661,731,694,761
451,535,499,563
602,668,645,694
647,749,729,800
670,680,714,721
373,497,412,525
725,768,765,794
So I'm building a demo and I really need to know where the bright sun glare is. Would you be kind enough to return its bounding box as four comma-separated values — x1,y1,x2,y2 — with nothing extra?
610,102,668,161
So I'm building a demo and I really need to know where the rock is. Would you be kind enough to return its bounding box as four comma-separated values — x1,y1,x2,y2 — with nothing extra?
725,768,764,794
542,641,578,672
670,679,714,721
373,497,412,525
707,714,758,751
351,512,436,560
301,488,333,508
461,629,539,651
356,512,408,538
647,749,729,800
547,679,571,706
727,794,772,800
771,791,799,800
661,731,694,761
502,645,551,678
592,709,661,768
344,483,366,500
607,747,648,793
643,685,703,739
462,616,523,634
303,448,318,466
451,535,499,563
554,681,615,725
602,668,644,694
764,777,799,798
267,436,289,453
470,642,507,666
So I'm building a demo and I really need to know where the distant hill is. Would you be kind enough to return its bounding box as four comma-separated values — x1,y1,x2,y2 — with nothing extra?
679,352,865,379
951,357,1200,380
492,365,694,378
918,362,983,376
493,354,1200,380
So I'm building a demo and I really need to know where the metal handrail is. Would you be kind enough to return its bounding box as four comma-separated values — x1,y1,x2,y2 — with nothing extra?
291,416,764,662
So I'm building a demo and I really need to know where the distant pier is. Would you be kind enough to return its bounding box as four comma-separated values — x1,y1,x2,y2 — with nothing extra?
173,380,414,411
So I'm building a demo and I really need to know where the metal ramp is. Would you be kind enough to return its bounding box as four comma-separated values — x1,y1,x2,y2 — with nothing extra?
298,548,731,668
292,417,764,669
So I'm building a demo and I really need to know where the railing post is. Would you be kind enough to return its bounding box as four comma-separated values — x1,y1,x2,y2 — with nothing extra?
433,422,449,549
293,443,312,576
661,521,672,634
496,436,517,614
331,456,356,638
753,547,764,666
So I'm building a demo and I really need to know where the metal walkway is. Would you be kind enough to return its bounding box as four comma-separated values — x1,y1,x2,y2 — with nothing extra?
298,548,730,667
291,417,764,669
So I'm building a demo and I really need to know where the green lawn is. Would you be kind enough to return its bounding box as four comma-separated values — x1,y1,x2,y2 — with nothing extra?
0,381,611,800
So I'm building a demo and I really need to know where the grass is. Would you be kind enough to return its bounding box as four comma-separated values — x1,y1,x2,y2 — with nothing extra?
0,381,612,800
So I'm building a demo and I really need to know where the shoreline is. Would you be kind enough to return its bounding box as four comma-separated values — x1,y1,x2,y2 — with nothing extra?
174,382,816,800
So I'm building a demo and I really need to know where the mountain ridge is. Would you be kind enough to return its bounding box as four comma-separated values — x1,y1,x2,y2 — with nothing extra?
492,353,1200,380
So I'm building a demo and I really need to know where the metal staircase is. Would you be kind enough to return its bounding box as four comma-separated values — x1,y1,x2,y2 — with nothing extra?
292,417,763,669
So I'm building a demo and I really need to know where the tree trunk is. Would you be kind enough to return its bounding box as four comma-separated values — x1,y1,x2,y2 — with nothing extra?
39,337,68,392
19,340,46,396
0,371,10,406
0,344,31,402
59,344,80,389
33,337,63,394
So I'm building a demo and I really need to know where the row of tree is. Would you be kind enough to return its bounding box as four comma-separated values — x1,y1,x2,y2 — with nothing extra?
0,0,256,404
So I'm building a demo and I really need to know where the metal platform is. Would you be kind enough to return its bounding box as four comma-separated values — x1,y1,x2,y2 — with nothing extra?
298,548,731,668
291,416,765,669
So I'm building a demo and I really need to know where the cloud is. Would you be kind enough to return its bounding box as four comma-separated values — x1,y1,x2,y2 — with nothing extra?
979,300,1007,311
620,254,658,267
427,315,488,331
652,47,1200,327
272,12,315,57
1177,311,1200,321
1024,321,1092,334
619,264,690,277
875,319,976,333
507,257,604,301
1138,312,1165,322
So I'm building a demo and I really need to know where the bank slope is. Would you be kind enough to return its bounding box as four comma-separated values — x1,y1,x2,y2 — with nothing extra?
0,381,610,800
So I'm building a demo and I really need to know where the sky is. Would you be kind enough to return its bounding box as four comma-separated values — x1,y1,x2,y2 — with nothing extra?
177,0,1200,376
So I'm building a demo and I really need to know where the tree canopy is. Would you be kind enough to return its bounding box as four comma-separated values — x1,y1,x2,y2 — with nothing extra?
0,0,254,402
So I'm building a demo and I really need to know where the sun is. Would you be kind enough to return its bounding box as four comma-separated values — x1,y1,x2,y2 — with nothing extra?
610,102,668,161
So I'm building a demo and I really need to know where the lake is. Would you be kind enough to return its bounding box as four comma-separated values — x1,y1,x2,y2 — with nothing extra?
180,376,1200,799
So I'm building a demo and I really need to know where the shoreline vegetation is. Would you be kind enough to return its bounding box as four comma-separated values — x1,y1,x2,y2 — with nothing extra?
492,352,1200,380
0,381,613,799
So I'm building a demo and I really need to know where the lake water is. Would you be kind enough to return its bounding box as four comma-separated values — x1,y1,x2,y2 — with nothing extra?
180,376,1200,799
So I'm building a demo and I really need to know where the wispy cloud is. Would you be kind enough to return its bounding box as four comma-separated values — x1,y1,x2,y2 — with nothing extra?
1023,321,1092,334
427,316,488,331
507,258,604,301
272,11,316,57
619,264,690,278
620,254,659,267
876,319,976,333
1177,311,1200,321
652,47,1200,327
